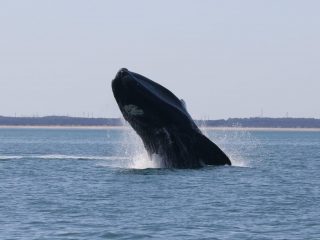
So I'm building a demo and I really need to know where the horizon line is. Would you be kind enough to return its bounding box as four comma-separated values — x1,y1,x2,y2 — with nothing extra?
1,115,320,120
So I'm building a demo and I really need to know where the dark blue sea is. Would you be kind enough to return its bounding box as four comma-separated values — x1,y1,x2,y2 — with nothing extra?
0,127,319,239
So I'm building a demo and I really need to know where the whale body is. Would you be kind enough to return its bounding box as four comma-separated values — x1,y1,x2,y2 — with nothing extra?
112,68,231,168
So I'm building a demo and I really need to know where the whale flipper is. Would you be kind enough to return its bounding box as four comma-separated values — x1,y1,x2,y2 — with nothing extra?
194,132,231,166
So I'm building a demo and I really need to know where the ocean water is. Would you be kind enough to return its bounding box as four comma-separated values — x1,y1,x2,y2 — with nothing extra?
0,127,319,239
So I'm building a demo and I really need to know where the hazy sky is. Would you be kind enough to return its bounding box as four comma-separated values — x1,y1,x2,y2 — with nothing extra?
0,0,319,119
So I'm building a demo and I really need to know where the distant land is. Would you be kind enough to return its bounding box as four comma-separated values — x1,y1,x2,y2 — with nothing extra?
1,116,320,128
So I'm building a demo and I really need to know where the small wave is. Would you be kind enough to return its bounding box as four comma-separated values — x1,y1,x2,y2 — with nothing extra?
35,154,129,161
0,154,129,161
0,155,24,160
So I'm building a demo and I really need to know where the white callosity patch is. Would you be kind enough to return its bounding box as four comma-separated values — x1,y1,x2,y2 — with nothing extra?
123,104,144,116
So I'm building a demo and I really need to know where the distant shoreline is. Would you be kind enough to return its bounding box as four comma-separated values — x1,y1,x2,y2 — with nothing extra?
1,125,320,132
1,116,320,130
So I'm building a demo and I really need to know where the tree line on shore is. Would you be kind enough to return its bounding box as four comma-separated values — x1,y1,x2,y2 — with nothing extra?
0,116,320,128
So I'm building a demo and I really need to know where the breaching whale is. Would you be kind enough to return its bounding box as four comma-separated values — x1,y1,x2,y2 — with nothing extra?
112,68,231,168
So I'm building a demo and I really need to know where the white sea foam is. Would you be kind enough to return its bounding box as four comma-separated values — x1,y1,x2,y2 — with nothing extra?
127,153,161,169
229,157,249,167
0,155,24,160
0,154,129,161
117,125,160,169
35,154,129,161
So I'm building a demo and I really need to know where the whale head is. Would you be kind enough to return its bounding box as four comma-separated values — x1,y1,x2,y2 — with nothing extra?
112,68,196,133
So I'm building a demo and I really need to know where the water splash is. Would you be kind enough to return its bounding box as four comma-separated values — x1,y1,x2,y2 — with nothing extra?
119,122,161,169
127,153,161,169
198,122,261,168
116,120,261,169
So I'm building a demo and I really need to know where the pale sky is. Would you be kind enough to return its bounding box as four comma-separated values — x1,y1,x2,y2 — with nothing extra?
0,0,319,119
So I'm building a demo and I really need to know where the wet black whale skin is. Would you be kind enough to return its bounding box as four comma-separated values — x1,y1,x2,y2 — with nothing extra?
112,68,231,168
